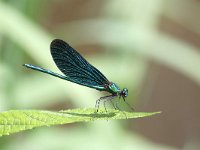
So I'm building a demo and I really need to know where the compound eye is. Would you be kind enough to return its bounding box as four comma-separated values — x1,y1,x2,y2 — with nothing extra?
123,88,128,97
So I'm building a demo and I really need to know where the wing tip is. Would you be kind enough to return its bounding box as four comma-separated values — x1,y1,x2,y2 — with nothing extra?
50,39,70,48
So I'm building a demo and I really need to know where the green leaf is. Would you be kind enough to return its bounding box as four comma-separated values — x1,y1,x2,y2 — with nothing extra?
0,108,161,136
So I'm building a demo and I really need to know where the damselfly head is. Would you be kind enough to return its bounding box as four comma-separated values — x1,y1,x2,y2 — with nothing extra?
121,88,128,98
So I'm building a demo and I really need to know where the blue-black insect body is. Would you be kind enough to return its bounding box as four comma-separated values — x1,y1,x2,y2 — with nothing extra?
24,39,133,112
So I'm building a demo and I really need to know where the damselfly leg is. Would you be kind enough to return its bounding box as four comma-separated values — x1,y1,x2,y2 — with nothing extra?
95,95,117,112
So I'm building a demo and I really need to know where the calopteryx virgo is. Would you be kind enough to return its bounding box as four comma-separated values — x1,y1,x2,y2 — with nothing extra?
24,39,133,112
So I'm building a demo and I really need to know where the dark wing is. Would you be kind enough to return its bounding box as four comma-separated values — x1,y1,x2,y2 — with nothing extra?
50,39,110,90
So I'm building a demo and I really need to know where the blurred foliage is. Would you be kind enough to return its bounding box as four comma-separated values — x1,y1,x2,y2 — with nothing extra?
0,0,199,150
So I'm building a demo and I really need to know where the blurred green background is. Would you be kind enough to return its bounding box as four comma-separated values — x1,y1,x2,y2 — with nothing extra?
0,0,200,149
